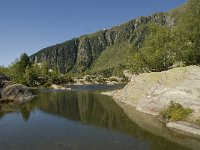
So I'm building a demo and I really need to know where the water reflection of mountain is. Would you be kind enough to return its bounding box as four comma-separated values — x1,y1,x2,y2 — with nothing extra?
19,91,191,150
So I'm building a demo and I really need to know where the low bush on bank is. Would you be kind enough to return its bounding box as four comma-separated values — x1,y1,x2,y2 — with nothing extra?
160,101,193,121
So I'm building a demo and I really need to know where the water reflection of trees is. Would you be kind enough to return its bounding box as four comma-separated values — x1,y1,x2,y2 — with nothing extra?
31,91,136,130
1,91,192,150
20,91,190,150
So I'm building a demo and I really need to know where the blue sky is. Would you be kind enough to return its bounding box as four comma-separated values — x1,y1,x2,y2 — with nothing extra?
0,0,187,66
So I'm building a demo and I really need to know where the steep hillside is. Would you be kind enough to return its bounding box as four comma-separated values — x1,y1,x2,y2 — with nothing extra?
30,3,186,74
89,42,133,73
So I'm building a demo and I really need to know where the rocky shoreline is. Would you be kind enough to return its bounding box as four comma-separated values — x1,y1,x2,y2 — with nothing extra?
49,75,127,90
70,75,127,85
102,66,200,136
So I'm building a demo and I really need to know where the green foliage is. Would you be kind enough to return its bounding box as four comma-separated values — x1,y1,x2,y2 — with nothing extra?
168,2,187,24
90,42,134,76
143,24,175,71
129,23,176,73
14,53,30,71
0,53,73,87
129,0,200,74
0,66,13,79
90,68,114,78
19,53,30,69
36,64,68,86
174,0,200,65
50,65,61,84
64,74,74,83
113,64,126,77
160,101,193,121
23,65,38,86
39,62,49,80
11,53,31,83
128,51,148,74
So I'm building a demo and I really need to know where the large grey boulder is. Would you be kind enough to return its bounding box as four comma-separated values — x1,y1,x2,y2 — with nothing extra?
1,84,34,102
0,73,34,103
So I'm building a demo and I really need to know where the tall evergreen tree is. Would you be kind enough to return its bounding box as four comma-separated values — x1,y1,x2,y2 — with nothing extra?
12,53,31,83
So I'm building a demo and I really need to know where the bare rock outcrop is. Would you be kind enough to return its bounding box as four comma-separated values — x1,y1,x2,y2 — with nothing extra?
104,66,200,135
112,66,200,120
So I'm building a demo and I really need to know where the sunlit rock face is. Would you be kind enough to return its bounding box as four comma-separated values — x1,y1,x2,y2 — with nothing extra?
112,66,200,121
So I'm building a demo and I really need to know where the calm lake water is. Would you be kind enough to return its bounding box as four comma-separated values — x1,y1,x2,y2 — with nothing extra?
0,84,200,150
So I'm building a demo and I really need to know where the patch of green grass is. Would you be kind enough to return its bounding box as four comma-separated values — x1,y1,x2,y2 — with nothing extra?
89,42,134,73
160,101,193,121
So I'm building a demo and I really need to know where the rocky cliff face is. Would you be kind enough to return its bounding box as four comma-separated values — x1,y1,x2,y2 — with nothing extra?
30,12,175,73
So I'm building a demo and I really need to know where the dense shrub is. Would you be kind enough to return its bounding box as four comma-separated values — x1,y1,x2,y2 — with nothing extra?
160,101,193,121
